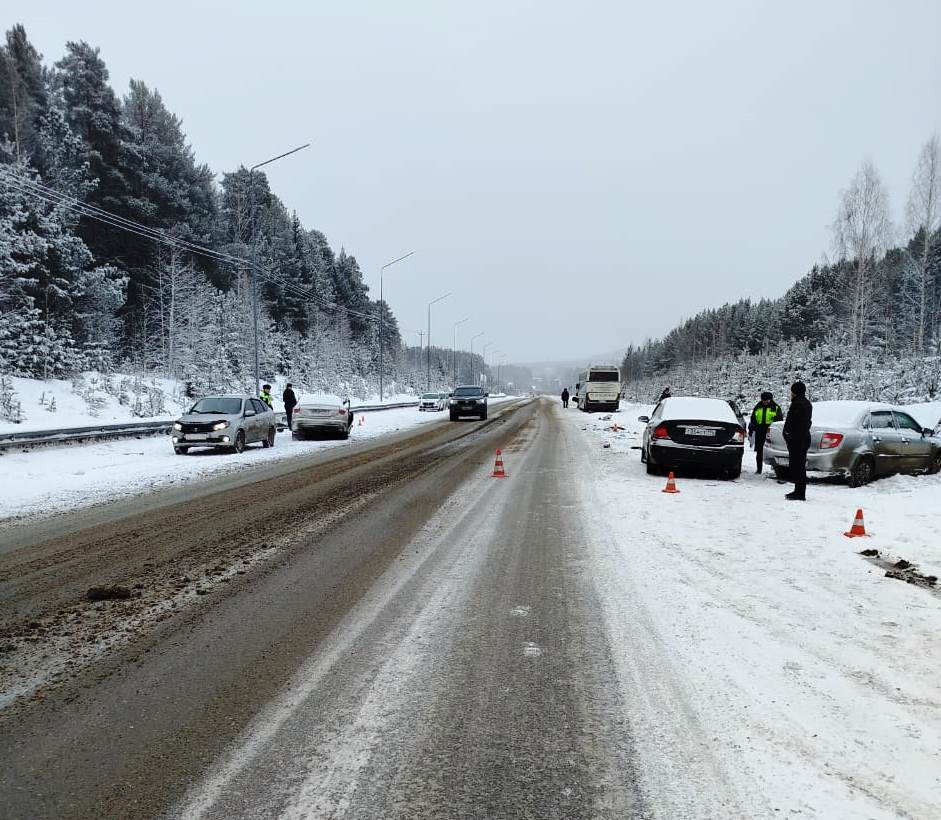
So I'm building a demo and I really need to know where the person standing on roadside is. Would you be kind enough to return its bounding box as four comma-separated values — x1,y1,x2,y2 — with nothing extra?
561,387,570,408
783,381,812,501
659,386,672,402
283,383,298,430
748,391,784,474
260,383,274,409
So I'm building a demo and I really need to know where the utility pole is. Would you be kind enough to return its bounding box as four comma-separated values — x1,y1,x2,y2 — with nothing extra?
426,292,451,390
469,332,483,386
248,143,310,395
378,251,415,401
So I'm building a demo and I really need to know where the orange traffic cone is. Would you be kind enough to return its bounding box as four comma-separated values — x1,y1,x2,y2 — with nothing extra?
491,448,508,478
662,472,680,494
844,508,869,538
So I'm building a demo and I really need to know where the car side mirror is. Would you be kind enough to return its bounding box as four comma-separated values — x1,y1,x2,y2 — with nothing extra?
485,392,490,397
638,415,650,423
244,409,256,417
923,428,933,437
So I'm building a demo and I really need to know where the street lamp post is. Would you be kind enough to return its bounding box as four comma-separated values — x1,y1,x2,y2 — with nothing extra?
468,332,483,386
426,292,451,390
248,142,310,395
481,342,493,386
378,251,415,401
452,316,470,389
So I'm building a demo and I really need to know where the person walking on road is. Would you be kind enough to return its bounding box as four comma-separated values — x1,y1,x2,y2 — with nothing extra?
260,384,274,409
283,383,298,430
561,387,570,408
783,381,812,501
748,391,784,474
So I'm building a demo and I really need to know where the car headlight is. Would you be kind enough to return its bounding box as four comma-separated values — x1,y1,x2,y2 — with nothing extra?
173,422,182,431
212,420,230,431
449,400,456,406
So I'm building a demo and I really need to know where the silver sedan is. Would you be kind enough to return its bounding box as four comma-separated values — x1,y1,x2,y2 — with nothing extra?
292,398,354,439
172,396,277,455
763,400,941,487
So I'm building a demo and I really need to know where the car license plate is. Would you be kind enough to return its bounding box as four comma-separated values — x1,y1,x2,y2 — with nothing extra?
685,426,716,437
185,433,208,440
777,457,789,466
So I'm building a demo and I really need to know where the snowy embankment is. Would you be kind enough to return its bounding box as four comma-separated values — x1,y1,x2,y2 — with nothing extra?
0,399,517,524
0,372,426,435
571,403,940,819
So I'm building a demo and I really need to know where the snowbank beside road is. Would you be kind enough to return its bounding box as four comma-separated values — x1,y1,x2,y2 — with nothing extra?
0,399,518,525
570,403,941,819
0,372,427,436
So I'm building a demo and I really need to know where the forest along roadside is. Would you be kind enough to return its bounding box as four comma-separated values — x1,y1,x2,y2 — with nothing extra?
0,399,531,715
570,402,941,820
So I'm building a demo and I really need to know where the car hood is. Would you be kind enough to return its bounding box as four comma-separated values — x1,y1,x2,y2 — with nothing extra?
177,413,238,423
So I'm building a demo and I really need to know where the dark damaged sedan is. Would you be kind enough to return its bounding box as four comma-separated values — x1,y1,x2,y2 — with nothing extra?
640,396,746,479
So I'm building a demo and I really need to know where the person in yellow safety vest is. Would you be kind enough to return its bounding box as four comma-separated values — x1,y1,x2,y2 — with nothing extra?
260,384,274,409
748,391,784,475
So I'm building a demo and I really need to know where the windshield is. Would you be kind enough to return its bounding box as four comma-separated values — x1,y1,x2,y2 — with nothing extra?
454,387,484,397
421,394,438,400
588,370,620,382
188,397,243,415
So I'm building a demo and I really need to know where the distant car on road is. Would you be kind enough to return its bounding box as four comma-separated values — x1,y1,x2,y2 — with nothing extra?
419,392,448,412
639,396,745,479
449,385,488,420
292,397,354,440
172,396,276,455
763,400,941,487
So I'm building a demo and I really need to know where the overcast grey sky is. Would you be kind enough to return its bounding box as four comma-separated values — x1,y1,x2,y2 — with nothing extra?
15,0,941,362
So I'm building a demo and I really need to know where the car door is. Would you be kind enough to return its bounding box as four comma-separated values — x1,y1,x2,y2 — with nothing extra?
866,410,903,475
894,411,931,472
251,399,270,441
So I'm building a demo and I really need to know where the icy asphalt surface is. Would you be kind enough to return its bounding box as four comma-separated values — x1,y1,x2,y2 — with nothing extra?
1,398,938,819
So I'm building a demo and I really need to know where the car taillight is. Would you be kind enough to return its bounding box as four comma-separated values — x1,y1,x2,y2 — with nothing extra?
820,432,844,450
732,426,745,443
653,425,670,440
338,408,347,415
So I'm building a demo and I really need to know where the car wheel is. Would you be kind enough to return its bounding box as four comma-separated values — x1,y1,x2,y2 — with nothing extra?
174,446,189,455
450,413,458,421
645,451,659,475
262,427,275,448
848,456,874,488
233,430,246,454
480,411,488,420
726,465,742,480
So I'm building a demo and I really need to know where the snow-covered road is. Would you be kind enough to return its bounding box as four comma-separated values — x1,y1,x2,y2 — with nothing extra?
571,402,941,819
0,404,513,524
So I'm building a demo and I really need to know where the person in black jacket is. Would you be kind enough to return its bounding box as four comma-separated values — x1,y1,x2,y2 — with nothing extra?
659,386,672,401
748,391,784,474
783,381,812,501
282,383,298,430
561,387,570,408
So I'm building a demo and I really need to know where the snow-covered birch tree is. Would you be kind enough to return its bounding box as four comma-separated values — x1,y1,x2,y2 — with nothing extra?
832,160,893,360
905,134,940,354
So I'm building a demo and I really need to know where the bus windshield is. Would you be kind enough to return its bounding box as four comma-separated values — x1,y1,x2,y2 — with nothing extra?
588,370,619,382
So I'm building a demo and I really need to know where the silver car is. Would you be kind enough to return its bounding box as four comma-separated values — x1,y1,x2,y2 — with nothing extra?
292,398,354,439
419,392,447,411
172,395,277,455
763,400,941,487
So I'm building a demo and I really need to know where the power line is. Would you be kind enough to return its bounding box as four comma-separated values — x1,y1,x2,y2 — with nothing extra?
0,167,387,325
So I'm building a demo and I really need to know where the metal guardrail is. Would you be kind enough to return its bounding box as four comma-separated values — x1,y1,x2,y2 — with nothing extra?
0,401,421,453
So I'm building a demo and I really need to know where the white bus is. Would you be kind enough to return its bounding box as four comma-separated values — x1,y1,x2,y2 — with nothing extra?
575,365,621,412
